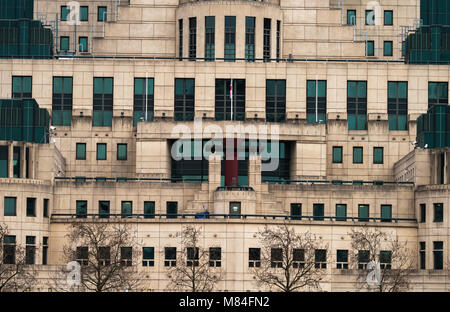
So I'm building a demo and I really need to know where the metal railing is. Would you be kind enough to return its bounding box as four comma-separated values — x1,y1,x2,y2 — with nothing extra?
50,213,417,223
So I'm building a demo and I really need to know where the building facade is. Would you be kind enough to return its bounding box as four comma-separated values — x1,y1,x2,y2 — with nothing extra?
0,0,449,291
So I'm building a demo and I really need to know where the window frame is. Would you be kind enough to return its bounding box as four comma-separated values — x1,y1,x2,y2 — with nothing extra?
96,143,107,160
4,197,17,216
76,143,86,160
117,143,127,161
266,79,286,123
353,146,363,164
332,146,343,164
373,147,384,164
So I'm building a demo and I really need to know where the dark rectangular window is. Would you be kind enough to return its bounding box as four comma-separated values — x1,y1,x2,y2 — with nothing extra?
98,6,107,21
315,249,327,268
266,80,286,122
434,203,443,222
332,146,342,163
76,143,86,160
380,251,392,269
93,77,113,127
26,197,36,217
215,79,245,121
224,16,236,62
120,247,132,266
78,37,88,52
25,236,35,264
209,247,221,267
174,78,195,121
358,250,370,269
293,249,305,268
336,204,347,221
179,19,183,60
384,41,393,56
143,247,154,266
52,77,73,126
420,204,426,223
144,201,155,219
271,248,282,268
97,143,107,160
187,247,199,267
365,10,374,25
245,17,255,62
76,200,87,218
353,147,363,164
290,203,302,220
306,80,327,124
366,40,374,56
165,247,176,267
263,18,271,62
373,147,384,164
121,201,132,218
3,235,16,264
43,198,49,218
98,246,110,266
313,203,324,221
276,20,281,61
99,201,110,218
0,146,8,178
384,10,393,25
358,204,369,222
229,202,241,218
347,10,356,25
60,36,69,51
433,241,443,270
348,81,367,130
133,78,154,125
381,204,392,222
336,250,348,269
42,237,48,265
76,246,88,265
166,201,178,219
205,16,215,61
428,82,448,109
419,242,426,270
4,197,16,216
61,6,69,21
13,146,20,178
189,17,196,61
80,6,88,21
388,81,408,130
117,144,127,160
249,248,261,267
12,76,32,98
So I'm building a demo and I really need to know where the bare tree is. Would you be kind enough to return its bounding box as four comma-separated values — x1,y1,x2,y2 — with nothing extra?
349,226,416,292
166,225,222,292
0,223,36,292
252,224,328,292
52,221,142,292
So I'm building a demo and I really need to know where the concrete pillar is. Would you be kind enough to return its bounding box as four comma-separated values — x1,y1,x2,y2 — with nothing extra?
248,154,261,192
208,153,222,208
8,142,13,178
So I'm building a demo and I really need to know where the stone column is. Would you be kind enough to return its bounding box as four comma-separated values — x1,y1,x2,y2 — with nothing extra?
248,154,261,192
208,153,222,209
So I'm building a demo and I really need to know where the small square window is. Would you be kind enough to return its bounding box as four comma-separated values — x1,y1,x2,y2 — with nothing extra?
332,146,343,163
4,197,17,216
98,6,107,22
117,144,127,160
97,143,107,160
76,143,86,160
384,10,393,26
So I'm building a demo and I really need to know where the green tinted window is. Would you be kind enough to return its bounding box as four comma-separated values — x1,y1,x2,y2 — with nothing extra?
143,247,154,260
80,6,88,21
290,203,302,220
117,144,127,160
347,81,367,130
388,81,408,130
60,37,69,51
384,10,393,25
434,203,443,222
428,82,448,109
0,146,8,178
358,204,369,221
167,201,178,218
306,80,327,124
366,41,374,56
313,203,324,221
26,197,36,217
76,201,87,218
144,201,155,218
76,143,86,160
353,147,363,163
12,76,32,98
61,6,69,21
4,197,16,216
98,6,107,21
79,37,88,52
336,204,347,221
381,205,392,222
97,143,107,160
52,77,73,126
384,41,393,56
373,147,383,164
347,10,356,25
332,146,342,163
121,201,132,217
174,78,195,121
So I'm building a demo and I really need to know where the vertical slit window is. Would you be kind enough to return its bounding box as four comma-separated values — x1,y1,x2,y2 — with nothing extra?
388,81,408,130
52,77,73,126
245,17,255,62
224,16,236,62
433,241,443,270
189,17,196,61
419,242,426,269
25,236,35,264
179,19,183,60
0,146,8,178
276,20,281,61
13,146,20,178
205,16,215,61
263,18,271,62
133,78,154,126
266,80,286,122
307,80,327,124
347,81,367,130
93,77,113,127
174,78,195,121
